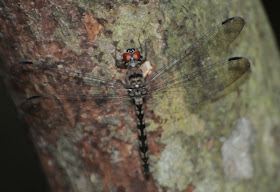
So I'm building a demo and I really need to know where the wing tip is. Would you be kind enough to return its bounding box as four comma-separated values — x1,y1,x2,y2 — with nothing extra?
25,95,42,101
228,57,251,70
228,56,243,61
222,16,245,25
19,61,33,65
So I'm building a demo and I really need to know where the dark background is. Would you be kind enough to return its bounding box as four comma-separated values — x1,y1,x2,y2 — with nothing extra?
262,0,280,46
0,1,279,191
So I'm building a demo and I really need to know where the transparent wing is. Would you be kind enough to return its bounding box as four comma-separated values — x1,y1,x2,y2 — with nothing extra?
146,57,250,112
10,62,129,97
10,62,132,118
146,17,245,89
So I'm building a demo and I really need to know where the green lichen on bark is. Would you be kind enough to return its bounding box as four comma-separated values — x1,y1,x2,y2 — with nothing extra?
1,0,280,191
26,0,280,191
53,8,83,55
79,0,280,191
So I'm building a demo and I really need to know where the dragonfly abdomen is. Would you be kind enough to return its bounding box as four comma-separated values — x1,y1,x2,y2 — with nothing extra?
135,103,149,174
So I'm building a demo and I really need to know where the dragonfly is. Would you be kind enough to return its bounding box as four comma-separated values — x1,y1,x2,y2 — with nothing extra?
10,17,250,175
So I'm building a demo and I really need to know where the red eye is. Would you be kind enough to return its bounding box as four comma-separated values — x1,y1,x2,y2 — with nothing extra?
123,52,132,62
132,51,141,60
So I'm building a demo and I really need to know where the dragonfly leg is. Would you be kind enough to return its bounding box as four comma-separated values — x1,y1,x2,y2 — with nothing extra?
115,47,128,69
138,36,147,62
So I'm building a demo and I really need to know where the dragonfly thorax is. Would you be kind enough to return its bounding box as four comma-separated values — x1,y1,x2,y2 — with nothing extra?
128,87,146,105
126,64,144,85
128,87,146,97
126,64,147,101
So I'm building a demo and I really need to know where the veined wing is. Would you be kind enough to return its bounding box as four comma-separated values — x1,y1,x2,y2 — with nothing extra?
11,61,129,98
146,17,245,89
146,57,250,111
10,62,132,116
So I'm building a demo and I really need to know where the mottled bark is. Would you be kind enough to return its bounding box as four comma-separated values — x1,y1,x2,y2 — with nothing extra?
0,0,279,192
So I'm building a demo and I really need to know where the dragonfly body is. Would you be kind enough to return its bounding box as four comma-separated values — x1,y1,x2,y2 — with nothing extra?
121,48,150,173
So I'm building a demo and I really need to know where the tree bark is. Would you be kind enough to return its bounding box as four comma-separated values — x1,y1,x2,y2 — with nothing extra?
1,0,280,192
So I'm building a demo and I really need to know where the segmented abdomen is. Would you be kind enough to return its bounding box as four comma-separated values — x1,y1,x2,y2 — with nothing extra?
135,104,149,174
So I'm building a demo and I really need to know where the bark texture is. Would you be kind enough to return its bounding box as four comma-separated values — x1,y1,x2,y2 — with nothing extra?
0,0,280,192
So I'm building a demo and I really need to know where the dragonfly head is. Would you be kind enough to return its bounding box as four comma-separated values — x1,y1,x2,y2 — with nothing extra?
122,48,142,67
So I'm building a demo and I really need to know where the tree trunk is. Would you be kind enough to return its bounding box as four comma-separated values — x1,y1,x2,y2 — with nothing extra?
1,0,279,192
